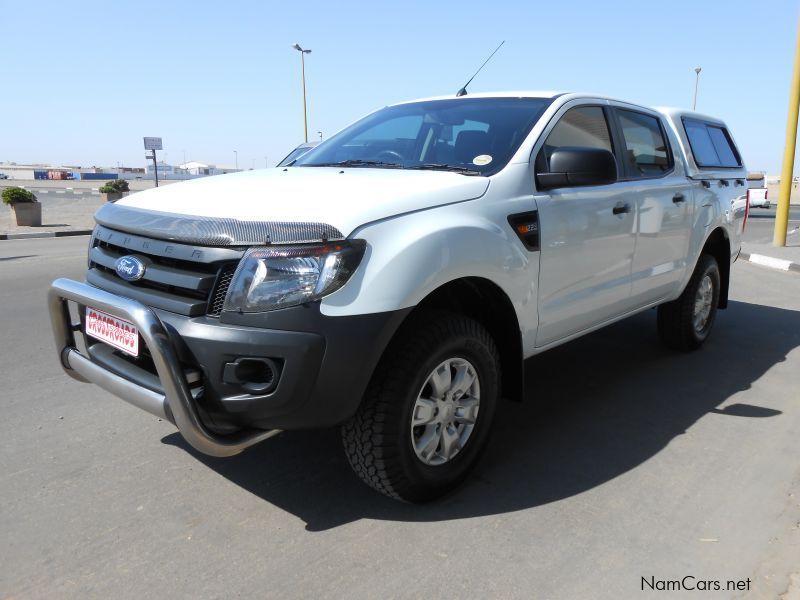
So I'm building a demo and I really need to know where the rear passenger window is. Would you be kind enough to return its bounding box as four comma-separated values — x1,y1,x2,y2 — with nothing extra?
616,109,672,177
683,118,742,168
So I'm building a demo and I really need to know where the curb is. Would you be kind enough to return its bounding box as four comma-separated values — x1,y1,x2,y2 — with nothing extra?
0,229,93,241
740,252,800,274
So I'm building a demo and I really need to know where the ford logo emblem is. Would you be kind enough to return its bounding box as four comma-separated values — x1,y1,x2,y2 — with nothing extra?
115,255,146,282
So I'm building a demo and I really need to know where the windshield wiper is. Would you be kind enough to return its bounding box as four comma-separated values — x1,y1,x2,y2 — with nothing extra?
405,163,482,175
304,159,403,169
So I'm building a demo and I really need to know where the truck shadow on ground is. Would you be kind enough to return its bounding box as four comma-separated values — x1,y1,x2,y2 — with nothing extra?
163,300,800,531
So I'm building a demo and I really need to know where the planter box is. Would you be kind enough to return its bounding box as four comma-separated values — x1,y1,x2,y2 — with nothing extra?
101,192,124,202
12,202,41,226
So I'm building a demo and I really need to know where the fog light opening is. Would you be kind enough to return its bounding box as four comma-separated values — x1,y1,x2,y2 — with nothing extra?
223,357,280,395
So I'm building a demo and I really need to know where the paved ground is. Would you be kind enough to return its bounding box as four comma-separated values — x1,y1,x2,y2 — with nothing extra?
744,207,800,244
742,207,800,270
1,190,103,235
0,180,174,237
0,236,799,599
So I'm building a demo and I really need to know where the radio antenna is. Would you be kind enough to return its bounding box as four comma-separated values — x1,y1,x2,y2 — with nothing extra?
456,41,505,97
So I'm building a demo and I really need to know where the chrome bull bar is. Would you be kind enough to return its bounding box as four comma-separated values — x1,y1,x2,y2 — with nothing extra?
48,278,280,457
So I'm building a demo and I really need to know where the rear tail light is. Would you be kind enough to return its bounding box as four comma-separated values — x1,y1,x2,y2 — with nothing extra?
765,188,768,199
743,191,750,232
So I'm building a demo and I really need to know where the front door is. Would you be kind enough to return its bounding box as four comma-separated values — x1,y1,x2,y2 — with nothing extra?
533,104,636,347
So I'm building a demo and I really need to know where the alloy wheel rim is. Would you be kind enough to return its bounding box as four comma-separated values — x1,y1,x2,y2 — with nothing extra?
693,274,714,332
410,357,481,466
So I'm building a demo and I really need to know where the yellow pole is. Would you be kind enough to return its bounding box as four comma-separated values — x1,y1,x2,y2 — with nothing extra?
774,16,800,246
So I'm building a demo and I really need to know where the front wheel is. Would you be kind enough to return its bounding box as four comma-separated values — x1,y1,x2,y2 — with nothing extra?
657,253,721,351
342,311,500,502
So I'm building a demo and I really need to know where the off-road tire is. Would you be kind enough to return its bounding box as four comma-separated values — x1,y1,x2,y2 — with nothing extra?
342,311,500,502
657,253,721,351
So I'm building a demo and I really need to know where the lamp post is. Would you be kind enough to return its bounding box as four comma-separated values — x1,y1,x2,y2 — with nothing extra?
233,150,238,170
292,43,312,143
692,67,702,111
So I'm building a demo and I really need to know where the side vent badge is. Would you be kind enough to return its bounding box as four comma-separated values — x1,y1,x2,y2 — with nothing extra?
507,211,540,251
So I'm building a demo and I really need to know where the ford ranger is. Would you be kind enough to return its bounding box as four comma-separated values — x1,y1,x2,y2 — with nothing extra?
48,92,747,502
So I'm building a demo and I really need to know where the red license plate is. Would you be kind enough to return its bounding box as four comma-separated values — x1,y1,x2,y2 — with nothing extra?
84,307,139,357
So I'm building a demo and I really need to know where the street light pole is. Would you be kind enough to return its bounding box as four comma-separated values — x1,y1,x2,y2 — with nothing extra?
234,150,238,170
292,43,312,143
692,67,702,111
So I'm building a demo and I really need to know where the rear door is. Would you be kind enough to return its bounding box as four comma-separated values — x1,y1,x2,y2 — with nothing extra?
610,106,693,306
533,103,637,347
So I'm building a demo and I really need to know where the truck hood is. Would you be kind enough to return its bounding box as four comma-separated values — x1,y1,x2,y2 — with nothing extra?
114,167,490,238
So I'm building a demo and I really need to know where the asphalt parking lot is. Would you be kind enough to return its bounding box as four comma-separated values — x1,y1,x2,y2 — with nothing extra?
1,236,799,599
744,206,800,245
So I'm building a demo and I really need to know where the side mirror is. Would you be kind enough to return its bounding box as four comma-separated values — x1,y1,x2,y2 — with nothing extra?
537,147,617,190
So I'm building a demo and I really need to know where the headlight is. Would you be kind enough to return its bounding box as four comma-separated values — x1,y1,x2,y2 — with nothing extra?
222,240,366,313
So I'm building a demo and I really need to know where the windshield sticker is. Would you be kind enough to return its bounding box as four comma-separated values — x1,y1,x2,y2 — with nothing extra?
473,155,492,166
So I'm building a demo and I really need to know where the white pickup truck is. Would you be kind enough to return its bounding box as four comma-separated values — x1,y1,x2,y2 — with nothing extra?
745,172,769,208
49,92,747,502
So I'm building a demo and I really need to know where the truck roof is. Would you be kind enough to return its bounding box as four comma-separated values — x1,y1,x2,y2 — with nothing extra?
652,106,728,128
392,92,726,126
392,91,565,104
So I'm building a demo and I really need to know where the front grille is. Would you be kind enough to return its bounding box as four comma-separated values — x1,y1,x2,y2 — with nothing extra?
208,263,237,316
88,225,244,317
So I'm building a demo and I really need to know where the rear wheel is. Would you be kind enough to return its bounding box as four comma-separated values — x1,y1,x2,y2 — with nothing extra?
657,254,720,351
342,311,499,502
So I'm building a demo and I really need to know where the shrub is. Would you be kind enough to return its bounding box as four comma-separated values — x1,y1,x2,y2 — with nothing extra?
99,179,130,194
2,187,37,205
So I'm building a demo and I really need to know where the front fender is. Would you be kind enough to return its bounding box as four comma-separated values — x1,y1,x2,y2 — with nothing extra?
320,198,541,354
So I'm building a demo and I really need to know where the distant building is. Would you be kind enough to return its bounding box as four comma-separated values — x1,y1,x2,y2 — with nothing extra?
176,161,241,176
0,162,137,181
144,161,175,175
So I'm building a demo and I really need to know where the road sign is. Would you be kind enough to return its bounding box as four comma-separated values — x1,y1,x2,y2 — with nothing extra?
143,137,163,151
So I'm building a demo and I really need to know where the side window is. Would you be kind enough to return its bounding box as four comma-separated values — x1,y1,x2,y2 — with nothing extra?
536,106,612,172
683,118,742,168
616,109,673,178
683,120,718,165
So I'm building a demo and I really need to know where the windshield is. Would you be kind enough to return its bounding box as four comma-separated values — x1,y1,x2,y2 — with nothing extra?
294,97,553,176
277,144,317,167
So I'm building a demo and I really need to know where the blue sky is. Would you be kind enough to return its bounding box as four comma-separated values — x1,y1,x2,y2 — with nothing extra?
2,0,798,173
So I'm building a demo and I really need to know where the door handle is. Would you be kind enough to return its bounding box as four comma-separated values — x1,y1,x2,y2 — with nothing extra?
672,193,686,204
612,203,631,215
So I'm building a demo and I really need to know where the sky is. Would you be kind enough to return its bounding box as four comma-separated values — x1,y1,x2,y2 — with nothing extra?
1,0,798,173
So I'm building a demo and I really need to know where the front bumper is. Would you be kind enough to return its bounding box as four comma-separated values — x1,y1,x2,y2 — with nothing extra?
49,278,283,457
48,278,408,457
